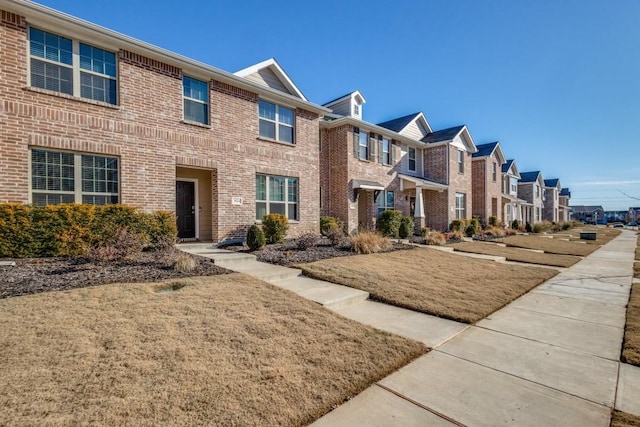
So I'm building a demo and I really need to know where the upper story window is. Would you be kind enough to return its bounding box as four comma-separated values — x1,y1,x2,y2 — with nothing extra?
259,100,294,144
31,148,119,206
183,76,209,124
492,162,497,181
535,185,540,197
354,129,369,160
29,27,117,105
457,150,464,173
510,177,518,194
381,138,390,165
408,147,416,172
354,103,360,116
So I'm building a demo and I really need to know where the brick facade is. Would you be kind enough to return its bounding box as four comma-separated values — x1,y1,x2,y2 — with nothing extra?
472,156,503,224
0,10,320,242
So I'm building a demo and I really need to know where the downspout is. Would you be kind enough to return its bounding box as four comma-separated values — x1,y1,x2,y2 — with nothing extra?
446,145,450,226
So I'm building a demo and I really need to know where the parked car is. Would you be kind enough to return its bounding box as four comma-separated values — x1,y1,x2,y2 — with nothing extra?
612,222,624,228
628,221,637,227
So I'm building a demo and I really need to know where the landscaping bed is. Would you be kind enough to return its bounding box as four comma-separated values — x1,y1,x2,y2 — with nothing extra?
230,238,414,267
298,248,557,323
450,241,582,267
611,410,640,427
0,249,228,299
500,234,600,256
622,281,640,366
0,274,425,426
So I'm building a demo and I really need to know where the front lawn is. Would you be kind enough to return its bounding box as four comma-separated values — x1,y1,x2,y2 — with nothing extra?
450,241,581,267
622,281,640,366
298,248,557,323
0,274,425,426
560,226,622,245
501,235,599,256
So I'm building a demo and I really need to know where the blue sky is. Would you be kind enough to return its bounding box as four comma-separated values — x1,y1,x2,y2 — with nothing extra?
37,0,640,210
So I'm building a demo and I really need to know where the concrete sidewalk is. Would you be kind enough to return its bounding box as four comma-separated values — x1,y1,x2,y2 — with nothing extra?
311,230,638,427
180,230,638,426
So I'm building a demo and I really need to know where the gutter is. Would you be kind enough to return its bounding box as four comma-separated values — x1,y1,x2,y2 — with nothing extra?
1,0,331,115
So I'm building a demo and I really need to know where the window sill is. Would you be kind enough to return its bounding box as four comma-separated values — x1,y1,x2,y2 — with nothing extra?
180,120,211,129
23,86,120,110
256,137,296,147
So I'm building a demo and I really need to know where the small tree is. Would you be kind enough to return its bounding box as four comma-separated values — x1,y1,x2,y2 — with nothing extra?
246,224,265,251
262,214,289,244
511,219,520,230
376,210,403,238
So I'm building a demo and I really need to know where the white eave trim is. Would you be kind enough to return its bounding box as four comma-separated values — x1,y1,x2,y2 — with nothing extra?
1,0,329,114
398,174,448,191
234,58,308,101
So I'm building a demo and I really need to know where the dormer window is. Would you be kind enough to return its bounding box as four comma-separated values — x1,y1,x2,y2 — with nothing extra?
354,103,359,116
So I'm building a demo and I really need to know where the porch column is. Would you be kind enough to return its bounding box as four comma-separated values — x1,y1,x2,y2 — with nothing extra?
414,187,425,235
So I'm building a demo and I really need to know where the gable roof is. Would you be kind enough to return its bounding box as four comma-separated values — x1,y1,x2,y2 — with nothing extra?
544,178,561,189
560,188,571,197
234,58,307,101
421,125,466,144
472,141,506,164
519,171,542,183
502,159,514,173
376,112,419,131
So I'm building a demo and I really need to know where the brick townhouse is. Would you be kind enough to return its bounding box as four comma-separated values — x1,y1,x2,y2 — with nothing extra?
471,141,505,224
543,178,562,223
320,91,477,232
518,171,546,223
0,0,329,242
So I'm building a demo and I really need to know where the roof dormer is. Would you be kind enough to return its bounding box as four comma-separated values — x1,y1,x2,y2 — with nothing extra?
322,90,366,119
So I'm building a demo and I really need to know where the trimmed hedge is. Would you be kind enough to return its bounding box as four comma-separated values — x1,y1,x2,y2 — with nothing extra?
376,210,403,238
0,203,177,258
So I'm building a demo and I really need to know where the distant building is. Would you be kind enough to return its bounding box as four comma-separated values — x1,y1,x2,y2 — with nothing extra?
629,207,640,222
604,211,627,222
571,205,605,224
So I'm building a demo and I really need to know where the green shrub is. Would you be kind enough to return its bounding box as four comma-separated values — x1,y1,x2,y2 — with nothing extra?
470,217,481,231
488,216,499,227
449,219,465,232
399,216,414,239
262,213,288,244
525,222,533,233
421,227,430,237
320,216,343,235
0,203,177,258
246,224,266,251
376,210,402,238
511,219,520,230
465,223,478,237
561,221,572,230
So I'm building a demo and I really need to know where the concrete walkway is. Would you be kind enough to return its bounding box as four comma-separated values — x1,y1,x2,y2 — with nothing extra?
179,230,639,426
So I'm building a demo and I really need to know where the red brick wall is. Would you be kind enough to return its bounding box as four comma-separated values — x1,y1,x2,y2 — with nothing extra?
472,156,503,224
0,12,320,241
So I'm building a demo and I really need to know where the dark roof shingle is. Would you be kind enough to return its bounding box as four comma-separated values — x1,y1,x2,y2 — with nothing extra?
421,125,465,144
472,142,499,158
544,178,560,187
519,171,541,183
377,113,422,132
502,159,514,173
560,188,571,197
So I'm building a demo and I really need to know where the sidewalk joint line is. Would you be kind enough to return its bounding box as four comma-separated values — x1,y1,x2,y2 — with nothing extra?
505,306,625,329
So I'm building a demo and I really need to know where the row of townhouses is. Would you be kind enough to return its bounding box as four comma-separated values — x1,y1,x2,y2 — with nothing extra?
0,0,572,242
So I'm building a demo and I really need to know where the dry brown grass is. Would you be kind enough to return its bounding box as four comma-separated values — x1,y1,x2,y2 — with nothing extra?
450,242,582,267
298,248,557,323
611,410,640,427
0,274,425,426
622,281,640,366
559,226,622,245
349,231,392,254
425,232,446,246
501,234,599,256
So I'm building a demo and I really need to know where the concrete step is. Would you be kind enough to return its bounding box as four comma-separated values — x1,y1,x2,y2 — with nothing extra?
273,276,369,309
220,260,301,281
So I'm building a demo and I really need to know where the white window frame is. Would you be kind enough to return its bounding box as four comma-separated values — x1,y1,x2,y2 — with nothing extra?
255,174,299,220
458,150,464,173
510,177,518,194
258,100,295,144
358,131,369,160
28,26,118,105
455,193,466,219
492,162,497,182
354,103,360,116
377,190,395,216
408,147,416,172
382,138,390,165
29,148,119,206
182,76,209,124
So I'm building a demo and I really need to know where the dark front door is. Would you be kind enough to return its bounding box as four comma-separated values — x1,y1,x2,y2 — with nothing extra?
176,181,196,239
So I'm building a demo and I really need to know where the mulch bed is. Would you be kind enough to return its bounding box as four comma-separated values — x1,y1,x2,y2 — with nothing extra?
0,248,229,299
227,238,415,267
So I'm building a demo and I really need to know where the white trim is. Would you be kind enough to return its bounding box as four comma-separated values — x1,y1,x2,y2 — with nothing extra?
320,116,428,149
175,178,199,240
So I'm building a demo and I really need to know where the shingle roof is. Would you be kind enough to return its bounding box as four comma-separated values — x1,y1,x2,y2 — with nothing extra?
421,125,465,144
322,92,353,106
519,171,541,183
544,179,560,187
472,142,499,158
560,188,571,197
377,113,422,132
502,159,514,173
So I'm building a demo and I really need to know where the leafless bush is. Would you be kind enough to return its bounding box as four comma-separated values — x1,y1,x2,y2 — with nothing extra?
174,252,197,273
86,228,145,263
296,232,319,250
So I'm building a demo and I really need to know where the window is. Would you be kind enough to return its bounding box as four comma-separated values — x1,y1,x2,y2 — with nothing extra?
377,190,395,216
510,177,518,193
536,207,541,222
354,104,359,116
358,131,369,160
258,100,294,143
381,138,390,165
31,149,118,206
492,162,497,182
29,27,117,105
256,174,298,220
457,150,464,173
455,193,466,219
535,185,540,197
408,147,416,172
183,76,208,124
